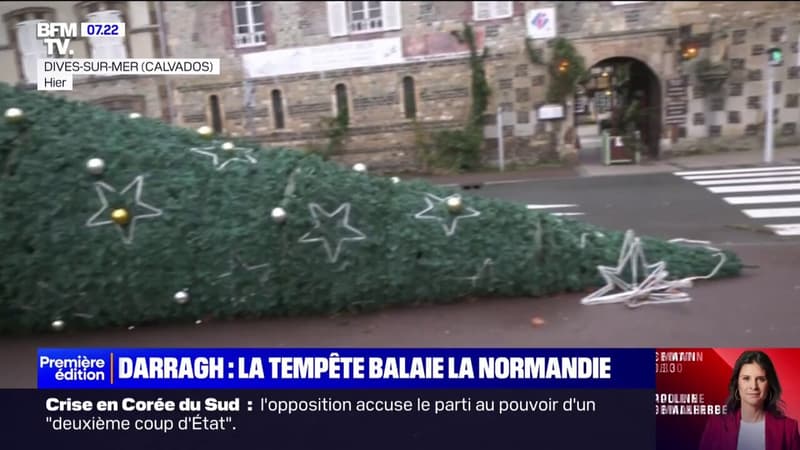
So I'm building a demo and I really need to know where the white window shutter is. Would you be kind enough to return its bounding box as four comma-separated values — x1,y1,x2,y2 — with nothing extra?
493,1,513,18
381,1,402,31
16,20,47,83
327,1,348,37
87,10,128,59
473,2,492,21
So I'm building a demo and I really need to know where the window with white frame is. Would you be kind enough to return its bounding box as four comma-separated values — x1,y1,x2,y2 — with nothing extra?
4,8,54,84
86,9,127,59
473,1,513,21
349,1,382,33
233,1,265,47
15,20,48,83
327,1,402,37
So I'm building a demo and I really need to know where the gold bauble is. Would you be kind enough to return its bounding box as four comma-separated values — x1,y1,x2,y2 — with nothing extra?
197,126,214,139
4,107,24,123
111,208,130,225
446,196,463,214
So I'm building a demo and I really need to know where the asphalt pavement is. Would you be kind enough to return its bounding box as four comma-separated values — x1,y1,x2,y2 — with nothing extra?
2,162,800,388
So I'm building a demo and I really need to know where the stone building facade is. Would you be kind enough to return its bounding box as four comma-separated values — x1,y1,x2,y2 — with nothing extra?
0,1,169,120
2,2,800,171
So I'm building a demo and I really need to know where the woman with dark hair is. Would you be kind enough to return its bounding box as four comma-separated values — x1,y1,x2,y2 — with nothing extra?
699,350,799,450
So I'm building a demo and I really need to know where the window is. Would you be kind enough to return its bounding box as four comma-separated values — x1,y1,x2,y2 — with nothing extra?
402,76,416,119
233,1,265,47
209,95,223,133
86,9,127,59
335,83,349,125
14,20,48,83
472,2,512,21
349,1,382,32
271,89,285,129
3,8,55,84
327,1,401,37
594,92,612,114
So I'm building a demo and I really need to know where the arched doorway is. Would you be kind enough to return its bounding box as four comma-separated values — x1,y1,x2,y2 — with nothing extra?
576,57,662,159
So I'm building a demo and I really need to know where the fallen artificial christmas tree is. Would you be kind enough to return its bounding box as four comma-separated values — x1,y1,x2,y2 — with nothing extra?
0,83,742,334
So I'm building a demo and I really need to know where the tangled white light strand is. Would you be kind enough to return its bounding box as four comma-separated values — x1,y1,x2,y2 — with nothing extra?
581,230,727,308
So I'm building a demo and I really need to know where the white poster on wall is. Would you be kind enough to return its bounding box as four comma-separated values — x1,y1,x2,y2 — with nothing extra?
242,37,404,78
526,8,557,40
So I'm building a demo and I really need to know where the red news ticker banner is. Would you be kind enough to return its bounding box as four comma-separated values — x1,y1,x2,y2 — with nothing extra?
655,348,800,450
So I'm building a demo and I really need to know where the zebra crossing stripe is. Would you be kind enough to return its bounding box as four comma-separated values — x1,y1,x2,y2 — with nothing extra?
707,183,800,194
683,170,800,180
674,165,800,176
694,175,800,186
742,207,800,219
724,194,800,205
765,224,800,236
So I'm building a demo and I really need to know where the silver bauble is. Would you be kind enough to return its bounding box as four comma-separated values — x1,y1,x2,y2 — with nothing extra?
51,320,65,331
271,207,287,223
222,142,235,151
197,126,214,139
4,107,24,123
353,163,367,173
86,158,106,175
128,112,142,119
391,176,400,184
174,290,190,305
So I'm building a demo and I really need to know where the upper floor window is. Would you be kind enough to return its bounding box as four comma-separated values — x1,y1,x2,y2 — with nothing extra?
473,2,512,21
327,1,401,37
85,9,127,59
233,1,266,47
3,8,54,83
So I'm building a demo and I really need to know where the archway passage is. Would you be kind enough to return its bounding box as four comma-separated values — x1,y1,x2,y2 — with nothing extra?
576,57,662,159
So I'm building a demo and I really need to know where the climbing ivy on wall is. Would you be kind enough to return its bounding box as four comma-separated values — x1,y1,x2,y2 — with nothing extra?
526,37,588,104
420,23,491,172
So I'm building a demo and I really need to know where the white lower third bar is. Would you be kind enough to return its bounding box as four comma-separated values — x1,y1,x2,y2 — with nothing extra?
724,194,800,205
765,224,800,236
742,207,800,219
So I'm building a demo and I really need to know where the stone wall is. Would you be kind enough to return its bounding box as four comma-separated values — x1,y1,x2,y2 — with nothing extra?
162,1,800,169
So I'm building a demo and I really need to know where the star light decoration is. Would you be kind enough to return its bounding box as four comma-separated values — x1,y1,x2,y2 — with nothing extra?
453,258,495,288
298,203,366,263
86,175,163,244
580,230,727,308
414,193,481,236
189,141,257,171
215,253,271,305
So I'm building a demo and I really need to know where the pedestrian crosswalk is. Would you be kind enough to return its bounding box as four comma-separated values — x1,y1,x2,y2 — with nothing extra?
526,203,585,217
674,165,800,236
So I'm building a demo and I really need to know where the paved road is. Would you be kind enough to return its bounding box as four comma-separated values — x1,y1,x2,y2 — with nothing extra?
2,165,799,387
